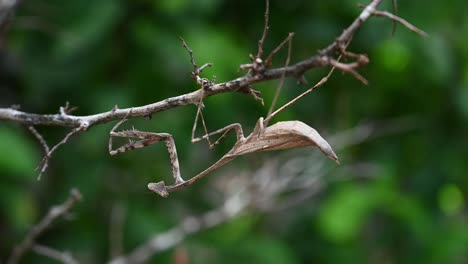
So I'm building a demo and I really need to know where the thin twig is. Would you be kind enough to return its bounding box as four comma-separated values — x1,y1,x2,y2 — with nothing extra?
8,189,82,264
109,203,127,259
36,124,87,179
32,244,79,264
329,59,368,85
0,0,394,129
179,36,198,72
372,10,428,37
256,0,270,59
28,126,50,156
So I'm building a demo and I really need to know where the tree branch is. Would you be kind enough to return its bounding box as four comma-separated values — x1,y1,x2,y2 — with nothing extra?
32,244,79,264
0,0,395,129
7,189,82,264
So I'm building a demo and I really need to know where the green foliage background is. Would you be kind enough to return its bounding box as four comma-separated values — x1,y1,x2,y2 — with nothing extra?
1,0,467,263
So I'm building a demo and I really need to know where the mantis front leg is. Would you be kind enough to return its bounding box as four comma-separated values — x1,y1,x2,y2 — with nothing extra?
109,117,185,195
109,114,246,197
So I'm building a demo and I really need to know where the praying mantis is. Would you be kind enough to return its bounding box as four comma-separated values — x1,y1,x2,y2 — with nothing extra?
109,30,340,197
108,69,339,197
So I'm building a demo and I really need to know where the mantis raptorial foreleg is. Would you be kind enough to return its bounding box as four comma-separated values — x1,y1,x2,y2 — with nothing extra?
109,116,185,186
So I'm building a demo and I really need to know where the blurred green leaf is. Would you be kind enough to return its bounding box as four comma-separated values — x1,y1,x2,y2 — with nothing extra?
0,126,38,178
0,186,37,231
207,214,259,245
53,0,122,60
438,184,464,216
158,0,188,15
231,237,299,264
376,39,411,73
318,185,377,242
422,34,454,83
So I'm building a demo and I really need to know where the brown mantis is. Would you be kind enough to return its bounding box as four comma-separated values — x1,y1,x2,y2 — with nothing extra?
109,18,340,197
108,67,339,197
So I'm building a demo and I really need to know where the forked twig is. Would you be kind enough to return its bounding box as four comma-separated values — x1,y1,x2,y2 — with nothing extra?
28,126,50,157
357,2,428,37
372,10,428,37
36,124,87,179
1,0,423,131
329,59,368,85
8,189,82,264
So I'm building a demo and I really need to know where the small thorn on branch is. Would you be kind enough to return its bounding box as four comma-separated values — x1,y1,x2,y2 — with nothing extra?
197,63,213,75
297,75,308,85
239,86,264,105
329,59,368,85
59,101,78,116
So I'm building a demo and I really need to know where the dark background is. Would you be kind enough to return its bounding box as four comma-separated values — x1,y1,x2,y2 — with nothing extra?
1,0,467,263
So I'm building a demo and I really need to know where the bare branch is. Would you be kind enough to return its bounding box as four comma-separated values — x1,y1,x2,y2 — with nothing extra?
179,36,198,72
109,191,249,264
8,189,82,264
32,244,79,264
0,0,394,129
36,124,87,179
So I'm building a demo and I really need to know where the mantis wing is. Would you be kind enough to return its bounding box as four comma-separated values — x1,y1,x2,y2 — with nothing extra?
234,120,339,164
